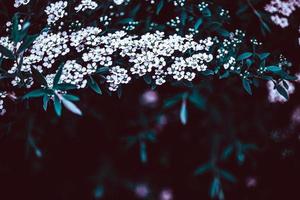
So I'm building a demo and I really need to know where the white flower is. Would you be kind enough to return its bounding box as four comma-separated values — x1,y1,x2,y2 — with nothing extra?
106,66,131,91
75,0,98,12
45,1,68,25
14,0,30,8
113,0,125,5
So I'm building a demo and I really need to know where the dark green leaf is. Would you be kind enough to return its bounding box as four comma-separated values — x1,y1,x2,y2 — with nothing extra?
194,162,212,175
180,99,188,125
43,95,50,111
96,66,109,74
53,63,64,87
237,52,253,61
31,67,47,87
258,52,270,60
63,94,80,102
140,141,147,163
11,14,20,43
201,69,214,76
276,84,288,100
55,83,77,90
266,66,281,72
194,18,203,30
156,0,164,15
181,11,187,25
188,90,206,110
0,44,15,60
54,95,62,116
220,169,237,183
219,71,230,79
88,76,102,94
61,96,82,116
210,177,221,198
23,89,48,99
17,34,39,54
221,144,234,160
242,78,252,95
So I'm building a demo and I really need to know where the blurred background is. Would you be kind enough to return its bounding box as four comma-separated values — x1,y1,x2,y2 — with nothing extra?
0,0,300,199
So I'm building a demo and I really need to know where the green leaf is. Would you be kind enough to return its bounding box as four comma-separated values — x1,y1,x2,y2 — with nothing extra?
140,141,147,163
63,94,80,102
43,95,50,111
237,52,253,61
18,21,30,42
31,67,47,87
17,34,39,54
23,89,48,99
130,4,141,18
246,59,253,67
96,66,109,74
242,78,252,95
236,4,249,15
276,84,288,100
61,96,82,116
163,94,181,109
258,52,270,60
143,74,152,85
88,76,102,94
54,95,62,116
202,8,212,17
219,71,230,79
221,144,234,160
55,83,77,90
0,44,15,60
282,80,289,90
11,14,20,43
194,162,212,175
210,177,221,199
266,66,281,72
188,90,206,110
201,69,214,76
180,98,188,125
117,18,134,25
156,0,164,15
181,11,187,25
194,18,203,30
219,169,237,183
53,63,64,87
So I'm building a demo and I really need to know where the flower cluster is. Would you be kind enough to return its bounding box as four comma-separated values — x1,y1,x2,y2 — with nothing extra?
45,1,68,25
0,0,294,116
265,0,300,28
0,37,14,58
106,66,131,91
60,60,96,89
14,0,30,8
75,0,98,12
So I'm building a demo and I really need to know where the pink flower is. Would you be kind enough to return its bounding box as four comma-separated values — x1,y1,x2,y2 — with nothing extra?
135,184,150,198
159,188,173,200
140,90,159,107
245,177,257,188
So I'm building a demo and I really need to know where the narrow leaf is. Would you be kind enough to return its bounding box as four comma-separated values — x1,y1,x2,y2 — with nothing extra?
237,52,253,61
54,95,62,116
61,96,82,116
180,98,188,125
242,78,252,95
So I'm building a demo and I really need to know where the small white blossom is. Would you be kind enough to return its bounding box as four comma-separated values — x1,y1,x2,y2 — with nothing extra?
45,1,68,25
75,0,98,12
14,0,30,8
106,66,131,91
